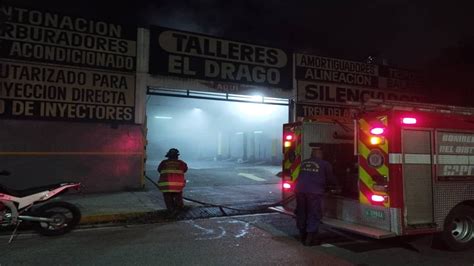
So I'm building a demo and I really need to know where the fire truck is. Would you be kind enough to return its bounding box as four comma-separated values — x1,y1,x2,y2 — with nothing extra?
279,100,474,250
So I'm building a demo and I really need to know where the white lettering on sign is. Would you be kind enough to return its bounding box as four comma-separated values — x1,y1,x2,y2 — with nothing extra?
438,132,474,178
443,165,474,176
297,104,357,119
442,134,474,143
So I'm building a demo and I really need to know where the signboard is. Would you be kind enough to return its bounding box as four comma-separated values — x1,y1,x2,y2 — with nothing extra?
437,132,474,180
379,66,424,91
0,5,137,122
297,81,423,104
149,26,291,89
295,54,379,88
294,53,425,120
296,103,357,119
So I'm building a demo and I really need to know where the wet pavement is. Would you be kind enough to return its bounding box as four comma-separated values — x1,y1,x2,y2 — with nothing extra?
2,213,473,266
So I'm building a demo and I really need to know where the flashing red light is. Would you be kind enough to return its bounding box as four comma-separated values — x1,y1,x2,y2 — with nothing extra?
402,117,417,125
370,127,385,135
371,194,385,202
285,134,293,141
283,182,292,189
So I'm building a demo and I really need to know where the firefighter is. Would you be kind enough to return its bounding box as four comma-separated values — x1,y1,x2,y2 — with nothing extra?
295,147,335,246
157,148,188,213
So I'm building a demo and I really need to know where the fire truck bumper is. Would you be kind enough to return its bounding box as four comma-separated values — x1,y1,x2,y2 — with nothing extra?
322,217,396,239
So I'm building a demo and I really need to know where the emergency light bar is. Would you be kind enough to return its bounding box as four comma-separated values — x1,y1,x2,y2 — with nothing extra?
402,117,417,125
370,127,385,135
371,194,385,203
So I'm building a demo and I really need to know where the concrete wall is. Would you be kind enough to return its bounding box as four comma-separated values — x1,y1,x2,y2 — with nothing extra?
0,119,144,192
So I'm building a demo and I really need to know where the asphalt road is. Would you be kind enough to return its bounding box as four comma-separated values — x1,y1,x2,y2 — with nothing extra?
2,213,473,266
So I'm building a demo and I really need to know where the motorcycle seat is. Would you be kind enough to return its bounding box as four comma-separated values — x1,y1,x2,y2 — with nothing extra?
0,183,71,198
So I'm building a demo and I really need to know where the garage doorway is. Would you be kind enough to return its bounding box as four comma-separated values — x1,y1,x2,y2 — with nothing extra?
145,88,289,208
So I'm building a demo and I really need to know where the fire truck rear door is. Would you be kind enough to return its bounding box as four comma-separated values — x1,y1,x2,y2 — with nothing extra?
402,129,434,226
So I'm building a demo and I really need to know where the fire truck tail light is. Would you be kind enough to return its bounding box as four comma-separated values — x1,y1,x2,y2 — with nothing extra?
371,194,385,202
284,141,292,148
402,117,417,125
283,182,292,190
370,136,383,145
285,134,293,141
370,127,385,135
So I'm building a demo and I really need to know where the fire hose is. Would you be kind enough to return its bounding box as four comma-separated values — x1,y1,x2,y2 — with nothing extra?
144,175,295,216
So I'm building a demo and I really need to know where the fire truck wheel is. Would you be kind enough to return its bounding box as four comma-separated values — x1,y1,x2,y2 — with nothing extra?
439,205,474,251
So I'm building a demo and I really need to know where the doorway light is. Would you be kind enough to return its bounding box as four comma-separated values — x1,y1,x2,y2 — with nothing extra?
154,116,173,119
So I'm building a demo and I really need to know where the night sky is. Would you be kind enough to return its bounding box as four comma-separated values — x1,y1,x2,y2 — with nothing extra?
9,0,474,105
13,0,474,68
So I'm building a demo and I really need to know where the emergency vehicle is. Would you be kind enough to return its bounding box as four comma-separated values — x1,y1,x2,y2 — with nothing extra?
280,100,474,250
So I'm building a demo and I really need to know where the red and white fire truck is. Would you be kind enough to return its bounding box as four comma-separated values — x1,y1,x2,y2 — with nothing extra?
280,100,474,250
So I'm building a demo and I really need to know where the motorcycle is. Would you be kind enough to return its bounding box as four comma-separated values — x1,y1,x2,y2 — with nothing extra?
0,170,81,243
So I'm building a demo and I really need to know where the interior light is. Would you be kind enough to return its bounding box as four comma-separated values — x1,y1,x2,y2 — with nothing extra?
370,136,383,145
371,194,385,202
251,95,263,102
370,128,385,135
402,117,417,125
154,116,173,119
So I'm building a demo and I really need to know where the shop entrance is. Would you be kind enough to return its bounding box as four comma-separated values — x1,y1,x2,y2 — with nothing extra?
145,88,289,208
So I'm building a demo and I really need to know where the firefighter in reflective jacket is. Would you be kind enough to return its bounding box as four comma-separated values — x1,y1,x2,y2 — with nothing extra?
157,148,188,212
295,147,335,246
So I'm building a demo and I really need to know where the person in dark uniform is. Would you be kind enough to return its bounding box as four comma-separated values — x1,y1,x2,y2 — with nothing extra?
295,147,336,246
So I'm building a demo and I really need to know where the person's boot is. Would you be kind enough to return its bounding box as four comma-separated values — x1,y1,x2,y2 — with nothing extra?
299,230,307,244
304,233,321,246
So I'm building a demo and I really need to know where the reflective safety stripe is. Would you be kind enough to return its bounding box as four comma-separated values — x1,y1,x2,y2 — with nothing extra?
404,154,431,164
160,170,184,174
389,153,402,164
158,181,185,186
160,189,182,192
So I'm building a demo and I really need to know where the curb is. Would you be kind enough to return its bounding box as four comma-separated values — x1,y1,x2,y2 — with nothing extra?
79,211,158,225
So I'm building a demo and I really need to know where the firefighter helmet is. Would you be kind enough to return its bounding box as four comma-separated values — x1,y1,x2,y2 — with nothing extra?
165,148,180,158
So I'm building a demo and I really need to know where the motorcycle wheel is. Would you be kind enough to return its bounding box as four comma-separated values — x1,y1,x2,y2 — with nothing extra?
33,201,81,236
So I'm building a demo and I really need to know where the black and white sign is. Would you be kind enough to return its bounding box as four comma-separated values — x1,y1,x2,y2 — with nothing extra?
437,132,474,180
297,81,422,104
0,61,135,121
296,103,358,119
0,5,137,122
378,66,424,91
149,26,291,89
295,54,379,88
